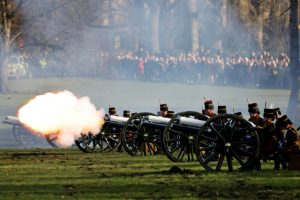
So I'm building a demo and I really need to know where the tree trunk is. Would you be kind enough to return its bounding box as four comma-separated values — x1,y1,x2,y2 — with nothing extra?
256,4,263,50
151,3,160,52
287,0,300,122
0,0,11,93
190,0,199,52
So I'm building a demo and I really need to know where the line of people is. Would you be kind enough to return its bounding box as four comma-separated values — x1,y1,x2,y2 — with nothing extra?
95,49,290,89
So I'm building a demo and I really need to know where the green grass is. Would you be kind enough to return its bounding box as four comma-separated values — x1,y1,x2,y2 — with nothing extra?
0,148,300,199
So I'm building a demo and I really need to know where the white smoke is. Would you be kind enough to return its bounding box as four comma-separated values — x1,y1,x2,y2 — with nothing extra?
18,90,105,147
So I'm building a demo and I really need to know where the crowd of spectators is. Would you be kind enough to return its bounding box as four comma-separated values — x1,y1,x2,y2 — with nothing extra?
95,48,291,89
11,47,291,89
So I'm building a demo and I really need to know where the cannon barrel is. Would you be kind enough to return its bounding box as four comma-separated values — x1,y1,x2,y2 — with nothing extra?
146,115,171,124
108,115,129,123
2,116,22,126
179,116,206,127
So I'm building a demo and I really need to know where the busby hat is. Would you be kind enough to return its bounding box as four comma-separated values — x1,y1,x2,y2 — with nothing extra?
204,100,214,110
279,115,293,127
217,105,227,114
234,112,243,117
109,107,116,115
263,108,275,119
123,110,131,118
166,111,175,118
160,103,168,112
248,103,260,114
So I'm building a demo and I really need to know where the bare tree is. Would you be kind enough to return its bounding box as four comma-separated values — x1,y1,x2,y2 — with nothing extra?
0,0,23,93
287,0,299,121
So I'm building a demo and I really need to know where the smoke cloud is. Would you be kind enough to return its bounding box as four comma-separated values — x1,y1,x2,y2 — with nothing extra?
18,90,105,147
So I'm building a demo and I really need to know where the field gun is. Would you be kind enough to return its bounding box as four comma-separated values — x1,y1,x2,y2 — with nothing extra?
75,114,130,153
121,112,172,156
2,115,56,147
150,111,259,172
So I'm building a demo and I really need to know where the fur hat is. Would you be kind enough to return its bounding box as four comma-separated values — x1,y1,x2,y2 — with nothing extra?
123,110,131,118
234,112,243,117
248,103,260,114
278,115,293,127
160,104,168,112
204,100,214,110
217,105,227,114
109,107,116,115
263,108,275,119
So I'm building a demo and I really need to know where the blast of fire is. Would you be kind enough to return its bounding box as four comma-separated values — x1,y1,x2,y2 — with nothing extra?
18,90,105,147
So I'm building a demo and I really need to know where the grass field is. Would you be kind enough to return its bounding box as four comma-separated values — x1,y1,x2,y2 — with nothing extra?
0,78,298,199
1,148,300,199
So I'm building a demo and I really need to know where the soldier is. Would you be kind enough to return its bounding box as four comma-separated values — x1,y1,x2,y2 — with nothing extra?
247,103,264,170
274,107,282,128
109,107,117,116
248,103,264,128
259,108,282,170
159,103,169,117
275,115,300,170
282,116,300,153
203,100,216,117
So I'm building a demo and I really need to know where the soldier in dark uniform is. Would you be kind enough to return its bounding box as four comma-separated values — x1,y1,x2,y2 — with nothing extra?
248,103,264,128
247,103,264,170
282,116,300,153
261,108,286,170
273,113,288,170
159,103,169,117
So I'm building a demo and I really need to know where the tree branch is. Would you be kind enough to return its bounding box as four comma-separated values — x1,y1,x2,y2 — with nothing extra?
264,5,290,21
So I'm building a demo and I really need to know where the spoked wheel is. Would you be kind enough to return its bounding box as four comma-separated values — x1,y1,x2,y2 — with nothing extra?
75,125,123,153
121,112,163,156
162,111,209,162
75,133,99,153
195,114,259,172
13,125,46,147
45,132,63,148
96,124,123,152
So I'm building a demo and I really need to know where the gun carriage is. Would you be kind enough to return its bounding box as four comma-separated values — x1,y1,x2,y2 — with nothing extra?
2,115,59,147
162,111,209,162
75,115,129,153
121,112,168,156
163,111,259,170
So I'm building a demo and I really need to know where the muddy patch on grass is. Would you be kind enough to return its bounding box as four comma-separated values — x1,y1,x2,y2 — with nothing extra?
162,166,198,175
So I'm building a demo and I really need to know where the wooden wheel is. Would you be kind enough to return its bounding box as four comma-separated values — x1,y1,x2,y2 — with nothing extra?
162,111,209,162
195,114,259,171
45,132,65,148
12,125,46,147
75,133,99,153
121,112,162,156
